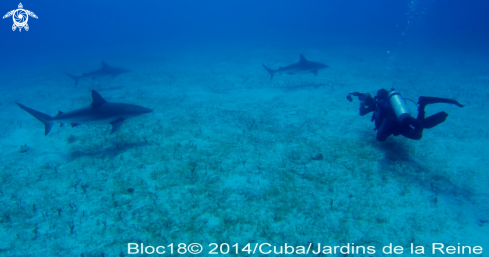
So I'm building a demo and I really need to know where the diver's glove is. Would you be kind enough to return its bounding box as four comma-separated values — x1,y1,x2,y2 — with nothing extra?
363,95,374,107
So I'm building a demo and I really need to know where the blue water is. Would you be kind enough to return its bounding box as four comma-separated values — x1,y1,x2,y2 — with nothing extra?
0,0,488,256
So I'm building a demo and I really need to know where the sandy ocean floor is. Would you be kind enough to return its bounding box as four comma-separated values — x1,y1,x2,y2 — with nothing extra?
0,44,488,256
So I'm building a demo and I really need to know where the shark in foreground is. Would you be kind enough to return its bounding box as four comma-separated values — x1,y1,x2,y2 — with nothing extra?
64,61,130,86
17,90,153,135
262,54,329,80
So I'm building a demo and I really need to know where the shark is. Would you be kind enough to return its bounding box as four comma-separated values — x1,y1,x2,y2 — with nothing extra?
17,90,153,135
64,61,130,86
262,54,329,80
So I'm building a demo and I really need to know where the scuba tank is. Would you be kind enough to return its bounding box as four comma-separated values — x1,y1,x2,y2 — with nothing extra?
388,90,411,122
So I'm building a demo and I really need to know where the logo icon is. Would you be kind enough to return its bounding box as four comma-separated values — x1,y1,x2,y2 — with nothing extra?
3,3,38,32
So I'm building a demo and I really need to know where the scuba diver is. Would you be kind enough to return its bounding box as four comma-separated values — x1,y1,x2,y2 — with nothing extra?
347,89,464,141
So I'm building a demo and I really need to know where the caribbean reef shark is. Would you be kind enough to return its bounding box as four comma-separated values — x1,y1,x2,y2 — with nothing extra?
262,54,329,80
17,90,153,135
64,61,130,86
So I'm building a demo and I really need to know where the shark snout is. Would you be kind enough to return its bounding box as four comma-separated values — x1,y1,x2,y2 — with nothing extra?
319,63,329,69
121,104,153,117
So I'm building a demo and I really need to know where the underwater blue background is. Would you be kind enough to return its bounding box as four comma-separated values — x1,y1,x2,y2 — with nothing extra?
2,0,488,72
0,0,488,256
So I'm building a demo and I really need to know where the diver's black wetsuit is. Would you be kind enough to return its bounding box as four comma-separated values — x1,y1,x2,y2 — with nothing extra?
358,90,464,142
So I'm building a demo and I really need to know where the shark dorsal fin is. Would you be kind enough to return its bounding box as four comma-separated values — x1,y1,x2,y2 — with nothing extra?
299,54,307,63
101,61,109,69
57,111,64,116
91,90,107,106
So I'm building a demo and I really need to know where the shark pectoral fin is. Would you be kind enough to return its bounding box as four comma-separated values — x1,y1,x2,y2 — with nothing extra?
110,119,125,134
71,123,80,128
312,69,318,75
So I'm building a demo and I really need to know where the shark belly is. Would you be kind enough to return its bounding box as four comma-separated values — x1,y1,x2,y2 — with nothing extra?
53,107,122,126
55,116,121,125
283,69,316,75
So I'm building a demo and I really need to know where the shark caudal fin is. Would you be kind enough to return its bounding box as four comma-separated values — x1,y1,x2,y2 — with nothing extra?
262,63,276,81
17,103,54,136
64,72,81,86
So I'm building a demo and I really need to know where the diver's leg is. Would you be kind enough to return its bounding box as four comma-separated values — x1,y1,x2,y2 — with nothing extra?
418,96,464,108
417,101,427,120
375,117,396,142
417,96,455,128
400,125,422,140
376,131,390,142
422,111,449,129
401,118,423,140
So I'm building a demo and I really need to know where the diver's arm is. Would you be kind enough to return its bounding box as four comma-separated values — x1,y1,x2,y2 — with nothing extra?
359,104,375,116
359,95,376,116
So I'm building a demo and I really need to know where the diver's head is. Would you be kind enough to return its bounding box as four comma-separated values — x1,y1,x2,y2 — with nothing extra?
376,89,389,100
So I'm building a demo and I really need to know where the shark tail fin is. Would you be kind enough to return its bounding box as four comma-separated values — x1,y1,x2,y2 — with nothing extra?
262,63,275,81
17,103,54,136
64,72,80,86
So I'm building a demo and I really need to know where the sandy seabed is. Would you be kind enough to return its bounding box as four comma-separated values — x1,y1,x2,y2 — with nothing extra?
0,44,487,256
